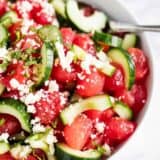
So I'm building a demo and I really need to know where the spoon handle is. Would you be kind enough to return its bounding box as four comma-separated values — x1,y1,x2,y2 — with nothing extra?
109,21,160,32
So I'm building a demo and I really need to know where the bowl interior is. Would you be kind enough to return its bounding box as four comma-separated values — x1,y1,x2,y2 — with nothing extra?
80,0,153,158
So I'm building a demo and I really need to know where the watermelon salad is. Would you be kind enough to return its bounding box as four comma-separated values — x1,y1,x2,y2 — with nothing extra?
0,0,149,159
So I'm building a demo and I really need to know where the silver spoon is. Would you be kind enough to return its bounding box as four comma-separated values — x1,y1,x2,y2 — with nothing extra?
109,20,160,32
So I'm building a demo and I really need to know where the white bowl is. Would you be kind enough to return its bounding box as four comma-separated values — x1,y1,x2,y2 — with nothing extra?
79,0,157,159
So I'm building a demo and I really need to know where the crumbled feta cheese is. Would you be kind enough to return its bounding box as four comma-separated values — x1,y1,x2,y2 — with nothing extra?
46,130,57,154
48,80,59,93
10,79,32,97
59,93,67,106
65,51,74,72
27,105,36,114
31,117,40,125
24,93,39,105
21,19,34,35
0,133,9,143
19,86,30,97
76,85,85,90
97,51,110,62
11,145,32,159
31,117,46,133
17,1,33,19
45,80,49,86
46,133,57,145
55,42,74,72
32,123,46,133
0,47,8,59
21,1,32,12
77,73,86,80
90,134,97,139
10,78,20,89
95,122,105,133
79,50,112,75
12,59,18,64
103,144,111,156
80,54,92,74
110,96,115,103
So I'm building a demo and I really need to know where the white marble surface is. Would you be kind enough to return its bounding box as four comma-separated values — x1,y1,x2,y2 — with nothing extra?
110,0,160,160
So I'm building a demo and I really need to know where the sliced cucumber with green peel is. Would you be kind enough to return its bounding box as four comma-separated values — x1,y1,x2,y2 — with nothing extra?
38,25,62,43
93,31,122,47
72,45,115,76
0,11,18,27
25,129,55,159
122,33,137,50
113,101,133,120
55,143,101,160
60,95,112,125
72,45,86,61
0,98,31,132
0,17,12,28
108,48,135,90
0,24,8,46
36,43,54,86
51,0,67,19
0,141,10,154
66,0,107,32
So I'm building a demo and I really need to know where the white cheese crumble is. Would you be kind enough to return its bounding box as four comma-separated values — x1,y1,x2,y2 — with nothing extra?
27,105,36,114
97,51,110,62
24,93,39,105
10,79,32,97
31,117,46,133
46,80,59,93
46,130,58,154
95,122,105,133
103,144,111,156
16,1,33,19
10,78,20,89
0,47,8,59
0,133,9,143
90,134,97,139
80,54,93,74
11,145,32,159
59,93,67,106
55,42,74,72
21,19,34,35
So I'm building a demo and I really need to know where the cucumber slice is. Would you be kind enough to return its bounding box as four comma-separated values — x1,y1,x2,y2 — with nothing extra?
36,43,54,86
108,48,135,90
122,33,137,50
66,0,107,32
0,24,8,46
25,129,55,159
51,0,67,19
0,17,12,28
72,45,86,61
93,31,122,47
55,143,101,160
0,11,19,27
0,98,31,132
10,144,32,159
0,141,10,154
72,45,116,76
38,25,62,43
60,95,112,125
113,101,133,120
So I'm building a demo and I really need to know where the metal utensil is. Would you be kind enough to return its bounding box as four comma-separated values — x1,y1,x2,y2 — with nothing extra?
109,20,160,32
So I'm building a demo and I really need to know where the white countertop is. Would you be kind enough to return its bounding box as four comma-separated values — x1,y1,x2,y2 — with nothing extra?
110,0,160,160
